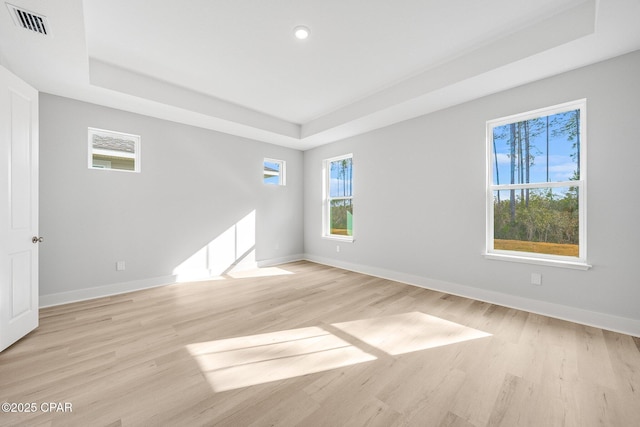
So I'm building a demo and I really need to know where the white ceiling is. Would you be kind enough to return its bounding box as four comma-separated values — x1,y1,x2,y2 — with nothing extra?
1,0,639,149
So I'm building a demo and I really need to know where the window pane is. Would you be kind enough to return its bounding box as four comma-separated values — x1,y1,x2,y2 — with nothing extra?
329,158,353,198
264,160,281,185
492,110,581,185
493,187,579,257
330,199,353,236
89,128,139,172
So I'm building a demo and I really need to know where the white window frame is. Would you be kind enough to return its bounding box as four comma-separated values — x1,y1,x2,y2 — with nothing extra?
88,127,141,173
323,153,354,242
263,158,286,186
484,99,590,270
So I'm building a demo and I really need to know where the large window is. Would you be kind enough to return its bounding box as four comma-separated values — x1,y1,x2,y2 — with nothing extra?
486,100,588,268
323,154,353,240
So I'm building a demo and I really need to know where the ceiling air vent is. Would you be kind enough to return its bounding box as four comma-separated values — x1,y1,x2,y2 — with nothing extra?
6,3,50,35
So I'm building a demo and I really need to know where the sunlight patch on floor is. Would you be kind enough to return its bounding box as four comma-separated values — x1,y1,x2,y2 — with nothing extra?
187,327,376,392
188,312,491,392
332,311,492,356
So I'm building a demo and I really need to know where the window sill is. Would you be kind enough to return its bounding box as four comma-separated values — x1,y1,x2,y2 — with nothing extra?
483,252,591,270
322,235,354,243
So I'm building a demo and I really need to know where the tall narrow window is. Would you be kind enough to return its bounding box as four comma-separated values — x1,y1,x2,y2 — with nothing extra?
88,128,140,173
264,158,285,185
486,100,587,268
323,154,353,240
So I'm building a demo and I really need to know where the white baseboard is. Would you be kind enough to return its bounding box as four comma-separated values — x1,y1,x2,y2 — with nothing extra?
257,254,304,267
303,254,640,337
39,254,305,308
39,274,179,308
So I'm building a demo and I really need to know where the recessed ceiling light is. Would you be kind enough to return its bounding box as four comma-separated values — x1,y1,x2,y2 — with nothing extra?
294,26,310,40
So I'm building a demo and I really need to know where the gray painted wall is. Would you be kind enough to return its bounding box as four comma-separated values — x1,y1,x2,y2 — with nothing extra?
304,50,640,324
39,94,303,297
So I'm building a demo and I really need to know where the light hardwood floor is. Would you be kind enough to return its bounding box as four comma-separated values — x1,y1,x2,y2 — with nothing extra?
1,261,639,426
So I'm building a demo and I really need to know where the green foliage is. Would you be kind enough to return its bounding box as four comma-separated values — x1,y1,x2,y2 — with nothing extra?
330,200,353,235
494,189,578,245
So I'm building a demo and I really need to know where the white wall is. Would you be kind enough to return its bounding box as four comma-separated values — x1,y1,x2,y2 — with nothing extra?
304,50,640,334
39,94,303,303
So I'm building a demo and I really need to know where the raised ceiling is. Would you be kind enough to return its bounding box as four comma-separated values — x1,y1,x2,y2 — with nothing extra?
1,0,639,149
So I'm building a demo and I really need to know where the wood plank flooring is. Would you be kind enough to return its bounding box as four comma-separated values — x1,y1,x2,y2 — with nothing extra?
1,261,639,426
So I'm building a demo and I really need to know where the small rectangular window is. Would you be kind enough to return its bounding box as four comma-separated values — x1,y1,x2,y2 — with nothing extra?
264,158,285,185
486,100,586,267
88,127,140,173
323,154,353,240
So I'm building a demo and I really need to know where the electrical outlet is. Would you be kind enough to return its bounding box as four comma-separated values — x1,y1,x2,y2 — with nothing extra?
116,261,126,271
336,245,340,253
531,273,542,285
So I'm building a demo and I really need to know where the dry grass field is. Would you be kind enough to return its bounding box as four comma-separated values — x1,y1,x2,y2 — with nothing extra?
494,239,579,256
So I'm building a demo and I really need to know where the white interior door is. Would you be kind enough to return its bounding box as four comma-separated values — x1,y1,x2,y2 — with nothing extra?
0,66,39,352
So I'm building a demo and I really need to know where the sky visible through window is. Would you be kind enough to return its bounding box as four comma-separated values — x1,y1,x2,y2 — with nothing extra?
492,110,580,187
330,158,353,197
263,160,281,185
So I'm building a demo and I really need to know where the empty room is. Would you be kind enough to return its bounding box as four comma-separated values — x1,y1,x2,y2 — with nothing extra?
1,1,639,426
